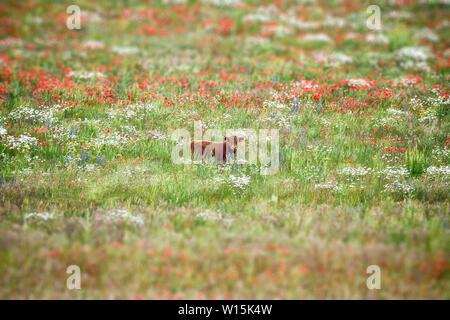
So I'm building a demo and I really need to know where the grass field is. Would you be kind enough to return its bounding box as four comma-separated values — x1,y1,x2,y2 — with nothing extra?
0,0,449,299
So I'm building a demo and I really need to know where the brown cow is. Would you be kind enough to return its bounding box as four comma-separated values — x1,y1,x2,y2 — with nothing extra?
190,139,236,163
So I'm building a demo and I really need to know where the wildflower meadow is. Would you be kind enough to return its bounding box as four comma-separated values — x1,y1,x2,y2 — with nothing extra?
0,0,449,299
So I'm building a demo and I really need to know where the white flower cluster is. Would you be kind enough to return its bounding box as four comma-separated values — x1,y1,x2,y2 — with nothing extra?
229,174,251,191
8,105,59,124
374,108,406,128
5,134,38,151
326,52,353,67
320,118,332,127
426,166,450,177
213,174,251,192
424,89,450,108
431,148,449,162
119,125,139,136
383,181,414,195
387,108,407,116
395,46,432,71
314,180,341,192
24,212,55,221
0,126,7,135
102,209,145,226
93,131,130,148
377,166,409,179
67,71,105,80
338,167,372,188
275,114,290,129
338,167,372,177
